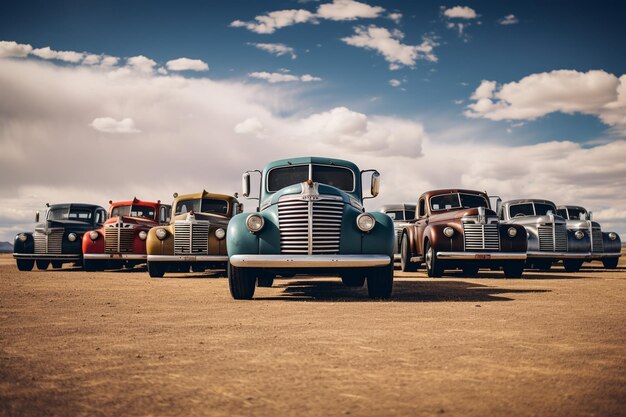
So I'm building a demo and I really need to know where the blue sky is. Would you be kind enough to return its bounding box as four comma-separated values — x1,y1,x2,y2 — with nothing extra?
0,0,625,240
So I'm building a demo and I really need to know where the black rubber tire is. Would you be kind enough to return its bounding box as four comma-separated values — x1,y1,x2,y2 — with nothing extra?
563,259,583,272
228,263,257,300
503,261,524,278
602,258,619,269
461,265,480,276
147,261,166,278
400,233,418,272
366,263,394,299
16,259,34,271
36,260,50,270
51,261,62,269
425,241,443,278
257,271,274,288
341,271,366,287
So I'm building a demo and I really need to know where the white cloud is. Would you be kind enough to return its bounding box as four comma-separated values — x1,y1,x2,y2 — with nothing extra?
234,117,265,135
389,79,402,87
166,57,209,72
388,12,402,24
101,56,119,67
126,55,157,73
31,46,84,63
0,40,32,58
230,9,316,34
249,43,297,59
81,54,101,65
442,6,478,19
89,117,140,134
498,14,519,25
465,70,626,134
316,0,384,21
249,71,321,83
341,26,438,69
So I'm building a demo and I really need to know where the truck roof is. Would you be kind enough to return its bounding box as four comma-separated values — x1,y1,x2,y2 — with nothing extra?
263,156,360,173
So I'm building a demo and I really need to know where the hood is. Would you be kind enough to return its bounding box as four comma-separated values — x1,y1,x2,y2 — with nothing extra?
35,220,94,232
429,207,497,223
508,214,566,226
105,216,158,228
265,182,353,209
566,219,601,229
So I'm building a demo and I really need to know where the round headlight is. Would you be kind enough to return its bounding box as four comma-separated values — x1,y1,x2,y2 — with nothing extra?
608,232,617,241
215,228,226,240
138,231,147,241
68,233,77,242
443,227,454,238
574,230,584,240
507,227,517,238
156,228,168,240
356,213,375,232
89,231,99,241
246,214,265,233
18,233,28,242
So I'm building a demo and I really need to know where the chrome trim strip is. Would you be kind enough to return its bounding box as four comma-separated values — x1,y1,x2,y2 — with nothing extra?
229,254,391,268
83,253,147,260
147,255,228,262
527,251,591,259
436,252,527,260
589,253,622,259
13,253,80,260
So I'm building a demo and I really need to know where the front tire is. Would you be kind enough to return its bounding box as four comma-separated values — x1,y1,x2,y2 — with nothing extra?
257,272,274,288
366,263,393,299
503,261,524,278
602,258,619,269
36,260,49,270
16,259,34,271
147,261,166,278
425,241,443,278
228,263,256,300
400,233,418,272
563,259,583,272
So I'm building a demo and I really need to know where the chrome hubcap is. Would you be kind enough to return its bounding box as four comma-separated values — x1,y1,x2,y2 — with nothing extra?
425,246,432,269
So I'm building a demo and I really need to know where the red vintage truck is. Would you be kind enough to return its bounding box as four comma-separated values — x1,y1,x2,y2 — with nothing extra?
82,198,171,271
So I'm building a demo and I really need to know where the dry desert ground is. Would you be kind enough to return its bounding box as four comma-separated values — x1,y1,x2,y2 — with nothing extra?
1,251,625,417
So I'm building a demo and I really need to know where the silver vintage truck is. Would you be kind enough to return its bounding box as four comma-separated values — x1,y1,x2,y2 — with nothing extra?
499,199,591,272
556,205,621,269
377,203,416,262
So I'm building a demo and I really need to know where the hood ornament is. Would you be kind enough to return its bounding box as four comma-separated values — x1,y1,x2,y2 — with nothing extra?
301,180,320,201
478,206,486,225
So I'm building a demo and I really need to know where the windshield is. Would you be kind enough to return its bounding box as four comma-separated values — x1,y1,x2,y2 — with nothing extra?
267,164,355,192
509,202,556,217
430,193,489,211
567,207,587,220
385,209,416,221
47,206,93,222
534,203,556,216
111,205,156,220
175,198,229,216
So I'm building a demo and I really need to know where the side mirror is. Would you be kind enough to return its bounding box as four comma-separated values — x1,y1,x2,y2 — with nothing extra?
588,211,593,221
370,171,380,198
237,203,244,214
35,211,40,222
242,172,251,198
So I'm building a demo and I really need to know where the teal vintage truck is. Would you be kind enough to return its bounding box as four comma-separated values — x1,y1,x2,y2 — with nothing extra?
226,156,394,300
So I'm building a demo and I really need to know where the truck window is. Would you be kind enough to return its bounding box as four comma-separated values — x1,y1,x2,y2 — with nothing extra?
509,203,534,217
267,165,309,192
267,164,355,192
175,199,229,216
418,199,425,217
567,207,587,220
534,203,556,216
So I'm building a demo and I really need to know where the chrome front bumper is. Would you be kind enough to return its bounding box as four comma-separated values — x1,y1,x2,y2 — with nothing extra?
590,252,621,259
84,253,147,260
527,251,591,259
148,255,229,263
437,252,527,260
229,254,392,268
13,253,81,261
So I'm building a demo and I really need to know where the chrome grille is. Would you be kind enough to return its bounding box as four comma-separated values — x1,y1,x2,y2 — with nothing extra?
591,227,603,253
538,224,567,252
174,222,209,255
278,197,343,254
33,230,63,254
104,225,135,253
463,224,500,251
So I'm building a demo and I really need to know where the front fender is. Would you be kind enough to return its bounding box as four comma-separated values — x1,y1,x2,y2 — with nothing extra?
603,232,622,254
82,230,104,254
361,212,394,256
424,223,462,253
13,232,34,254
567,229,591,254
227,213,263,256
146,225,174,255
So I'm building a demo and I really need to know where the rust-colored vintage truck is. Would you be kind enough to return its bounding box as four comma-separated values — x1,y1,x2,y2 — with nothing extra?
400,189,527,277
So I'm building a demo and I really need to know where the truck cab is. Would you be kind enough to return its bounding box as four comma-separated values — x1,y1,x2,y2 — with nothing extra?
14,203,107,271
227,156,394,300
82,198,171,271
400,189,527,277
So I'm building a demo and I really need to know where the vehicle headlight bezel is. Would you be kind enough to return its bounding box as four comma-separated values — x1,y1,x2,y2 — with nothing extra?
89,231,99,241
507,227,517,238
356,213,376,232
246,214,264,233
17,233,28,242
574,230,584,240
138,231,148,241
215,228,226,240
156,228,168,240
443,226,454,238
608,232,617,241
67,233,77,242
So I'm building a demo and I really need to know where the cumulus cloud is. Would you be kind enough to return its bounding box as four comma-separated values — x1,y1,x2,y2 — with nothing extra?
441,5,479,39
126,55,157,73
31,46,84,63
249,43,297,59
389,79,402,87
442,6,478,19
230,0,384,34
0,40,32,58
388,12,402,24
89,117,140,134
166,57,209,72
341,26,438,69
234,117,265,135
249,71,321,83
465,70,626,134
498,14,519,25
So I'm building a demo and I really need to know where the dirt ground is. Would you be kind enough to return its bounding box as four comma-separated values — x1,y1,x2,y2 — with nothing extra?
1,252,625,417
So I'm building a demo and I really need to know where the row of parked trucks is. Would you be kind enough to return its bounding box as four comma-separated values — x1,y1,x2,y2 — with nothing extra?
13,156,622,300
